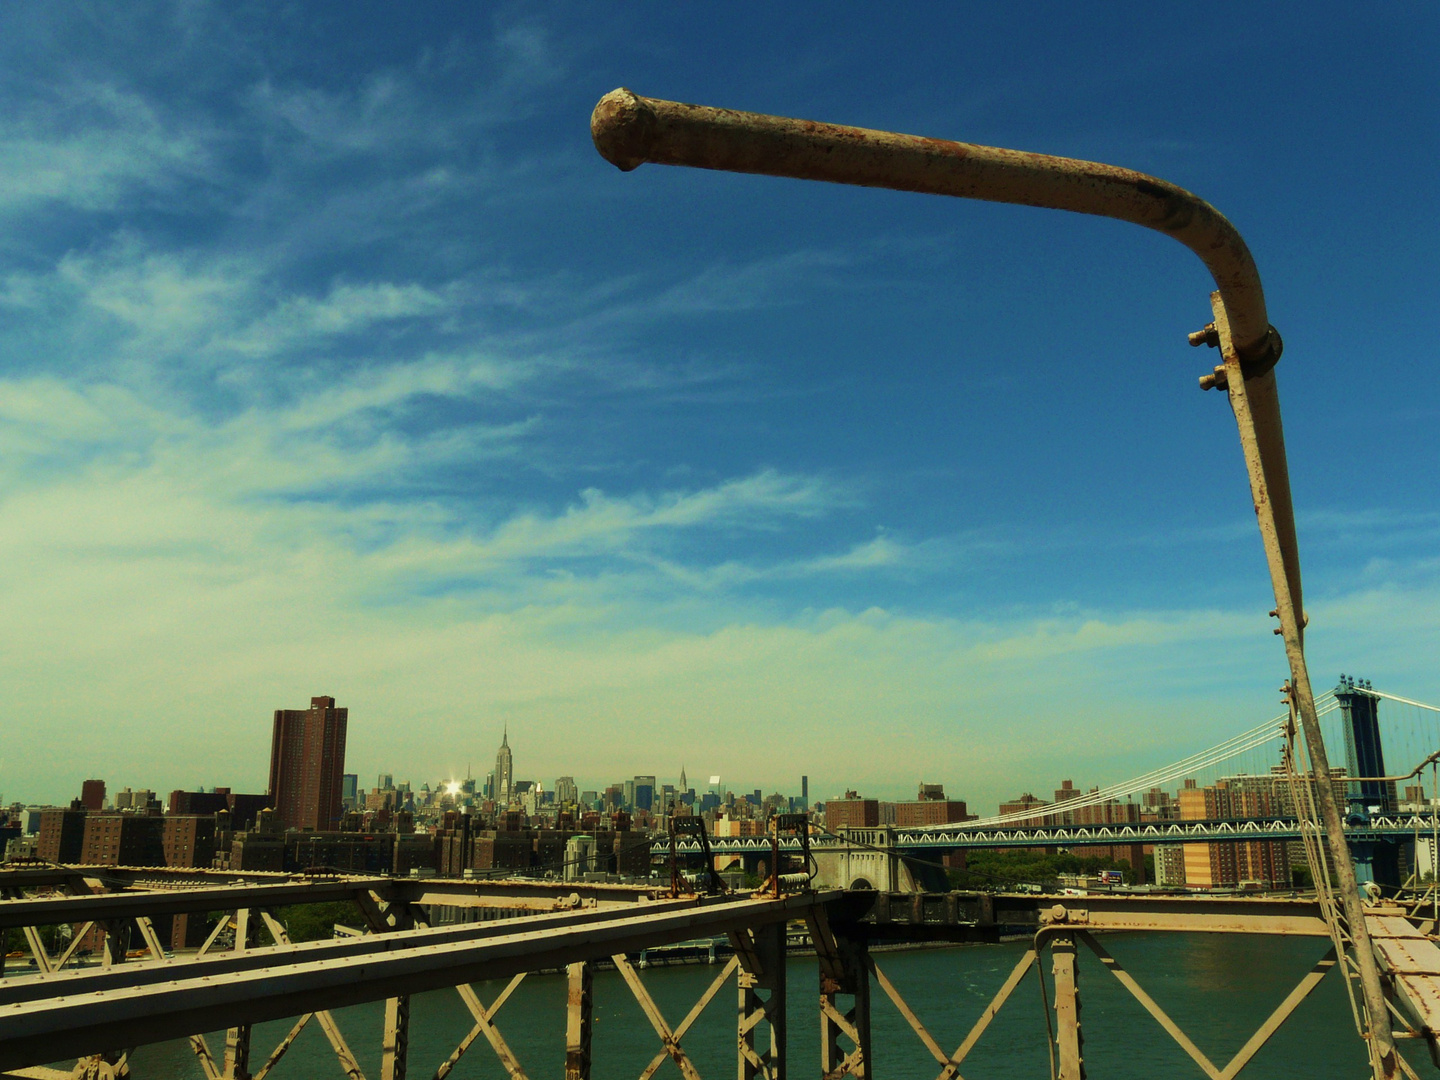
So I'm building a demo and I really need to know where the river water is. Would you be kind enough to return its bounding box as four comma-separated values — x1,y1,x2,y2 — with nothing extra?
128,933,1422,1078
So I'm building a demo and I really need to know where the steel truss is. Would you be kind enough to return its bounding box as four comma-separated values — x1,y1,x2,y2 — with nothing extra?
3,883,1434,1078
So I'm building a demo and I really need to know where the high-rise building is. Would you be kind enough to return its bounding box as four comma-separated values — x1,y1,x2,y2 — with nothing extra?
634,775,656,813
80,779,106,812
269,695,348,831
801,775,809,808
494,726,514,805
998,793,1051,825
1179,775,1290,888
37,807,87,863
555,776,578,806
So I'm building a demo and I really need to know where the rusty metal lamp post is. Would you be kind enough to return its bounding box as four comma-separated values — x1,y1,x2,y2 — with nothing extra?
591,88,1399,1079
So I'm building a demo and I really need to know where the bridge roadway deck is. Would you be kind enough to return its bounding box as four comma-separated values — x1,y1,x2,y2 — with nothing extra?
1366,912,1440,1040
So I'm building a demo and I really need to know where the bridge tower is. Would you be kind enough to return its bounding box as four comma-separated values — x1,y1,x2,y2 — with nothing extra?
1337,676,1401,888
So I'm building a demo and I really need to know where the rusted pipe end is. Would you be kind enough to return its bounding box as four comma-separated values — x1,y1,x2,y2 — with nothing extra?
592,88,656,172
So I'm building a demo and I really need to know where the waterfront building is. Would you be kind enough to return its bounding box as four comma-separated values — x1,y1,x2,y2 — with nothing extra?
826,791,880,830
1053,780,1082,823
1154,844,1186,886
895,784,973,827
269,695,348,832
1179,776,1290,889
998,792,1050,825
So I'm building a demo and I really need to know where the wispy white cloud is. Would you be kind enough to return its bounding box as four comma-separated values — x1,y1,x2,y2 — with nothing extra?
1,4,1432,817
0,80,215,215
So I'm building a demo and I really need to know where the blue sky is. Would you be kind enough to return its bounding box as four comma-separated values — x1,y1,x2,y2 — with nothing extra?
2,3,1436,811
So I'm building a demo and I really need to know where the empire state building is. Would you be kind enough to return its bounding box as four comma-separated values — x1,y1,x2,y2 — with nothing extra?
494,726,514,804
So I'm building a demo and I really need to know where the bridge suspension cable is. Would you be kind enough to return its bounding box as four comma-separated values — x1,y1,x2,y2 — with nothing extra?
917,690,1344,832
920,685,1438,834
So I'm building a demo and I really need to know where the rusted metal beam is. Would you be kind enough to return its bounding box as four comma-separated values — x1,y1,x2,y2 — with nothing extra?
0,880,386,929
564,962,592,1080
1080,930,1219,1077
820,931,871,1079
455,976,529,1080
937,948,1039,1080
739,922,786,1080
868,959,949,1069
0,876,661,931
1212,294,1398,1077
1036,898,1329,938
0,898,701,1005
590,86,1387,1075
250,1015,310,1080
53,923,96,972
1077,930,1337,1080
19,929,52,975
381,996,409,1080
591,90,1280,366
1050,933,1084,1080
613,951,701,1080
0,893,833,1072
222,908,250,1080
1216,946,1338,1080
314,1011,367,1080
187,1036,221,1080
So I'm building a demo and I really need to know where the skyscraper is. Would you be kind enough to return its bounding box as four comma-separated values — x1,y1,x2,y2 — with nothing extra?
634,775,656,813
494,725,514,805
269,696,348,831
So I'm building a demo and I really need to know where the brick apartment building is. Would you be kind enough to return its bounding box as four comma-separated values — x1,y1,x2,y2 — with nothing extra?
825,792,880,830
894,784,973,827
269,695,348,831
1180,777,1290,888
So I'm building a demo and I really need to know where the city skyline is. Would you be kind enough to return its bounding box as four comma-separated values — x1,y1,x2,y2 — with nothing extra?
2,7,1434,810
6,669,1410,811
